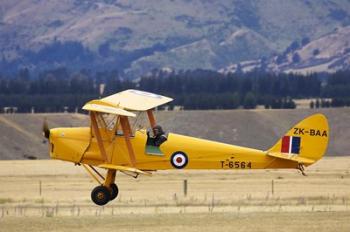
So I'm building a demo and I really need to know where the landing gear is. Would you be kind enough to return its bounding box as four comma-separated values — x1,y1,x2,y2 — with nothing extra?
91,183,119,206
83,165,120,206
110,183,119,201
91,185,111,206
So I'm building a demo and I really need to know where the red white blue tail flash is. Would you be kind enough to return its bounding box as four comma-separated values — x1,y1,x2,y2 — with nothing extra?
281,136,301,154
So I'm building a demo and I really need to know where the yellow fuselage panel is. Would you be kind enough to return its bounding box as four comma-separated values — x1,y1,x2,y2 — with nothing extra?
136,133,296,170
49,127,91,163
50,128,296,170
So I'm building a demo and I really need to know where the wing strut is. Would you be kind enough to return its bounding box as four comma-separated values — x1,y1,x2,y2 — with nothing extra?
90,112,110,163
147,109,157,128
119,116,136,167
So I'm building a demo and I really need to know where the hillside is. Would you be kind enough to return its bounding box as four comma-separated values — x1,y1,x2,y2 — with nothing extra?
221,26,350,74
0,108,349,160
1,0,350,77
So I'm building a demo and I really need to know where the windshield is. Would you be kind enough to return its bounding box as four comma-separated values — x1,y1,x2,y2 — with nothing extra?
95,111,155,137
96,113,119,131
129,112,149,133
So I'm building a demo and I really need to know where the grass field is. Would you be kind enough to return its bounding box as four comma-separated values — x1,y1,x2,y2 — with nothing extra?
0,157,350,231
1,212,350,232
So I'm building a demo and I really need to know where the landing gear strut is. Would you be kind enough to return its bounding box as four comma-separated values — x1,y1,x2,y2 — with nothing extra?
83,165,119,206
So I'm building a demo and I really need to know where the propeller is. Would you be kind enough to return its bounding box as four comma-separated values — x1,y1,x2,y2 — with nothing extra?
42,118,50,139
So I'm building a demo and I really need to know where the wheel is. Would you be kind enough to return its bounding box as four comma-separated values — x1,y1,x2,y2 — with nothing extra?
109,183,119,201
91,185,111,206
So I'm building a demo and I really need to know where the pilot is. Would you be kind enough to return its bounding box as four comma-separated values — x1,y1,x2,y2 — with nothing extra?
152,125,167,146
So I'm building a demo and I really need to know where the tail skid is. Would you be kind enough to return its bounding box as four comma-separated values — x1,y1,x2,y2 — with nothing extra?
297,163,307,176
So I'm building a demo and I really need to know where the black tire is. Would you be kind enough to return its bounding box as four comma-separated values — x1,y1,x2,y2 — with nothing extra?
91,185,111,206
109,183,119,201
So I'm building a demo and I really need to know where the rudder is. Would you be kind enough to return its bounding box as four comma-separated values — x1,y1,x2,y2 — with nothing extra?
267,114,329,166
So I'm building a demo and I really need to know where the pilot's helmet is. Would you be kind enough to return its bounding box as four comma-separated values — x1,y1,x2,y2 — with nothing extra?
153,125,164,135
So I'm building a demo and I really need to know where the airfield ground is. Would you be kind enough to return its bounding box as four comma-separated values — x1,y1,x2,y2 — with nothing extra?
0,157,350,231
1,212,350,232
0,108,349,231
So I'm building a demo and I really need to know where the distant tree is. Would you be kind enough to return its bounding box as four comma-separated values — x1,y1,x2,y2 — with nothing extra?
325,100,331,108
320,99,329,108
290,41,300,50
98,42,111,57
260,57,268,71
315,99,320,108
313,49,320,56
284,40,300,54
241,78,253,94
331,98,344,107
18,68,30,80
1,67,350,112
328,9,348,21
276,55,285,64
310,100,314,109
284,98,296,109
236,63,243,74
292,53,301,63
243,92,257,109
271,98,282,109
301,37,310,46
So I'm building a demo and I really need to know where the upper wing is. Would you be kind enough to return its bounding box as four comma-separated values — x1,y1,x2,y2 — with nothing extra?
267,152,315,165
100,89,173,111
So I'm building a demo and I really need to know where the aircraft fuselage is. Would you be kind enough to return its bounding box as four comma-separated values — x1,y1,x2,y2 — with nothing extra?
49,127,297,171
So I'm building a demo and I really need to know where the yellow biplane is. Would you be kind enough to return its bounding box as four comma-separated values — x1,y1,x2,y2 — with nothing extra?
43,89,329,205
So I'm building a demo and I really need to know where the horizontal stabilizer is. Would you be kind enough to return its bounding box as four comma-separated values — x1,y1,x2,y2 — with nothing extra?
267,152,315,165
98,164,152,176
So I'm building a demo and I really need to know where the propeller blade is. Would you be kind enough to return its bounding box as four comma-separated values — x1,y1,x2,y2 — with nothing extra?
42,118,50,139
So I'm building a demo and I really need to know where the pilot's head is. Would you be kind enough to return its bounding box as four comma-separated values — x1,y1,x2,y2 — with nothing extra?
153,125,164,136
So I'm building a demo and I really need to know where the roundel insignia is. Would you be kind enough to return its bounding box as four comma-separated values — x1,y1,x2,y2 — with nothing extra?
170,152,188,169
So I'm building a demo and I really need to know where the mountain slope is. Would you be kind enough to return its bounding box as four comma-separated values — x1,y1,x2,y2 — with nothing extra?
281,26,350,73
220,26,350,74
0,0,350,77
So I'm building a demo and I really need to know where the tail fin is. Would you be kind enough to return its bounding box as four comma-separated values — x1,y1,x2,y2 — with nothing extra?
267,114,329,166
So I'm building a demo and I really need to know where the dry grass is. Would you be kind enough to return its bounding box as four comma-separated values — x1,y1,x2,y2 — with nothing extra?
1,212,350,232
0,158,349,207
0,157,350,231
